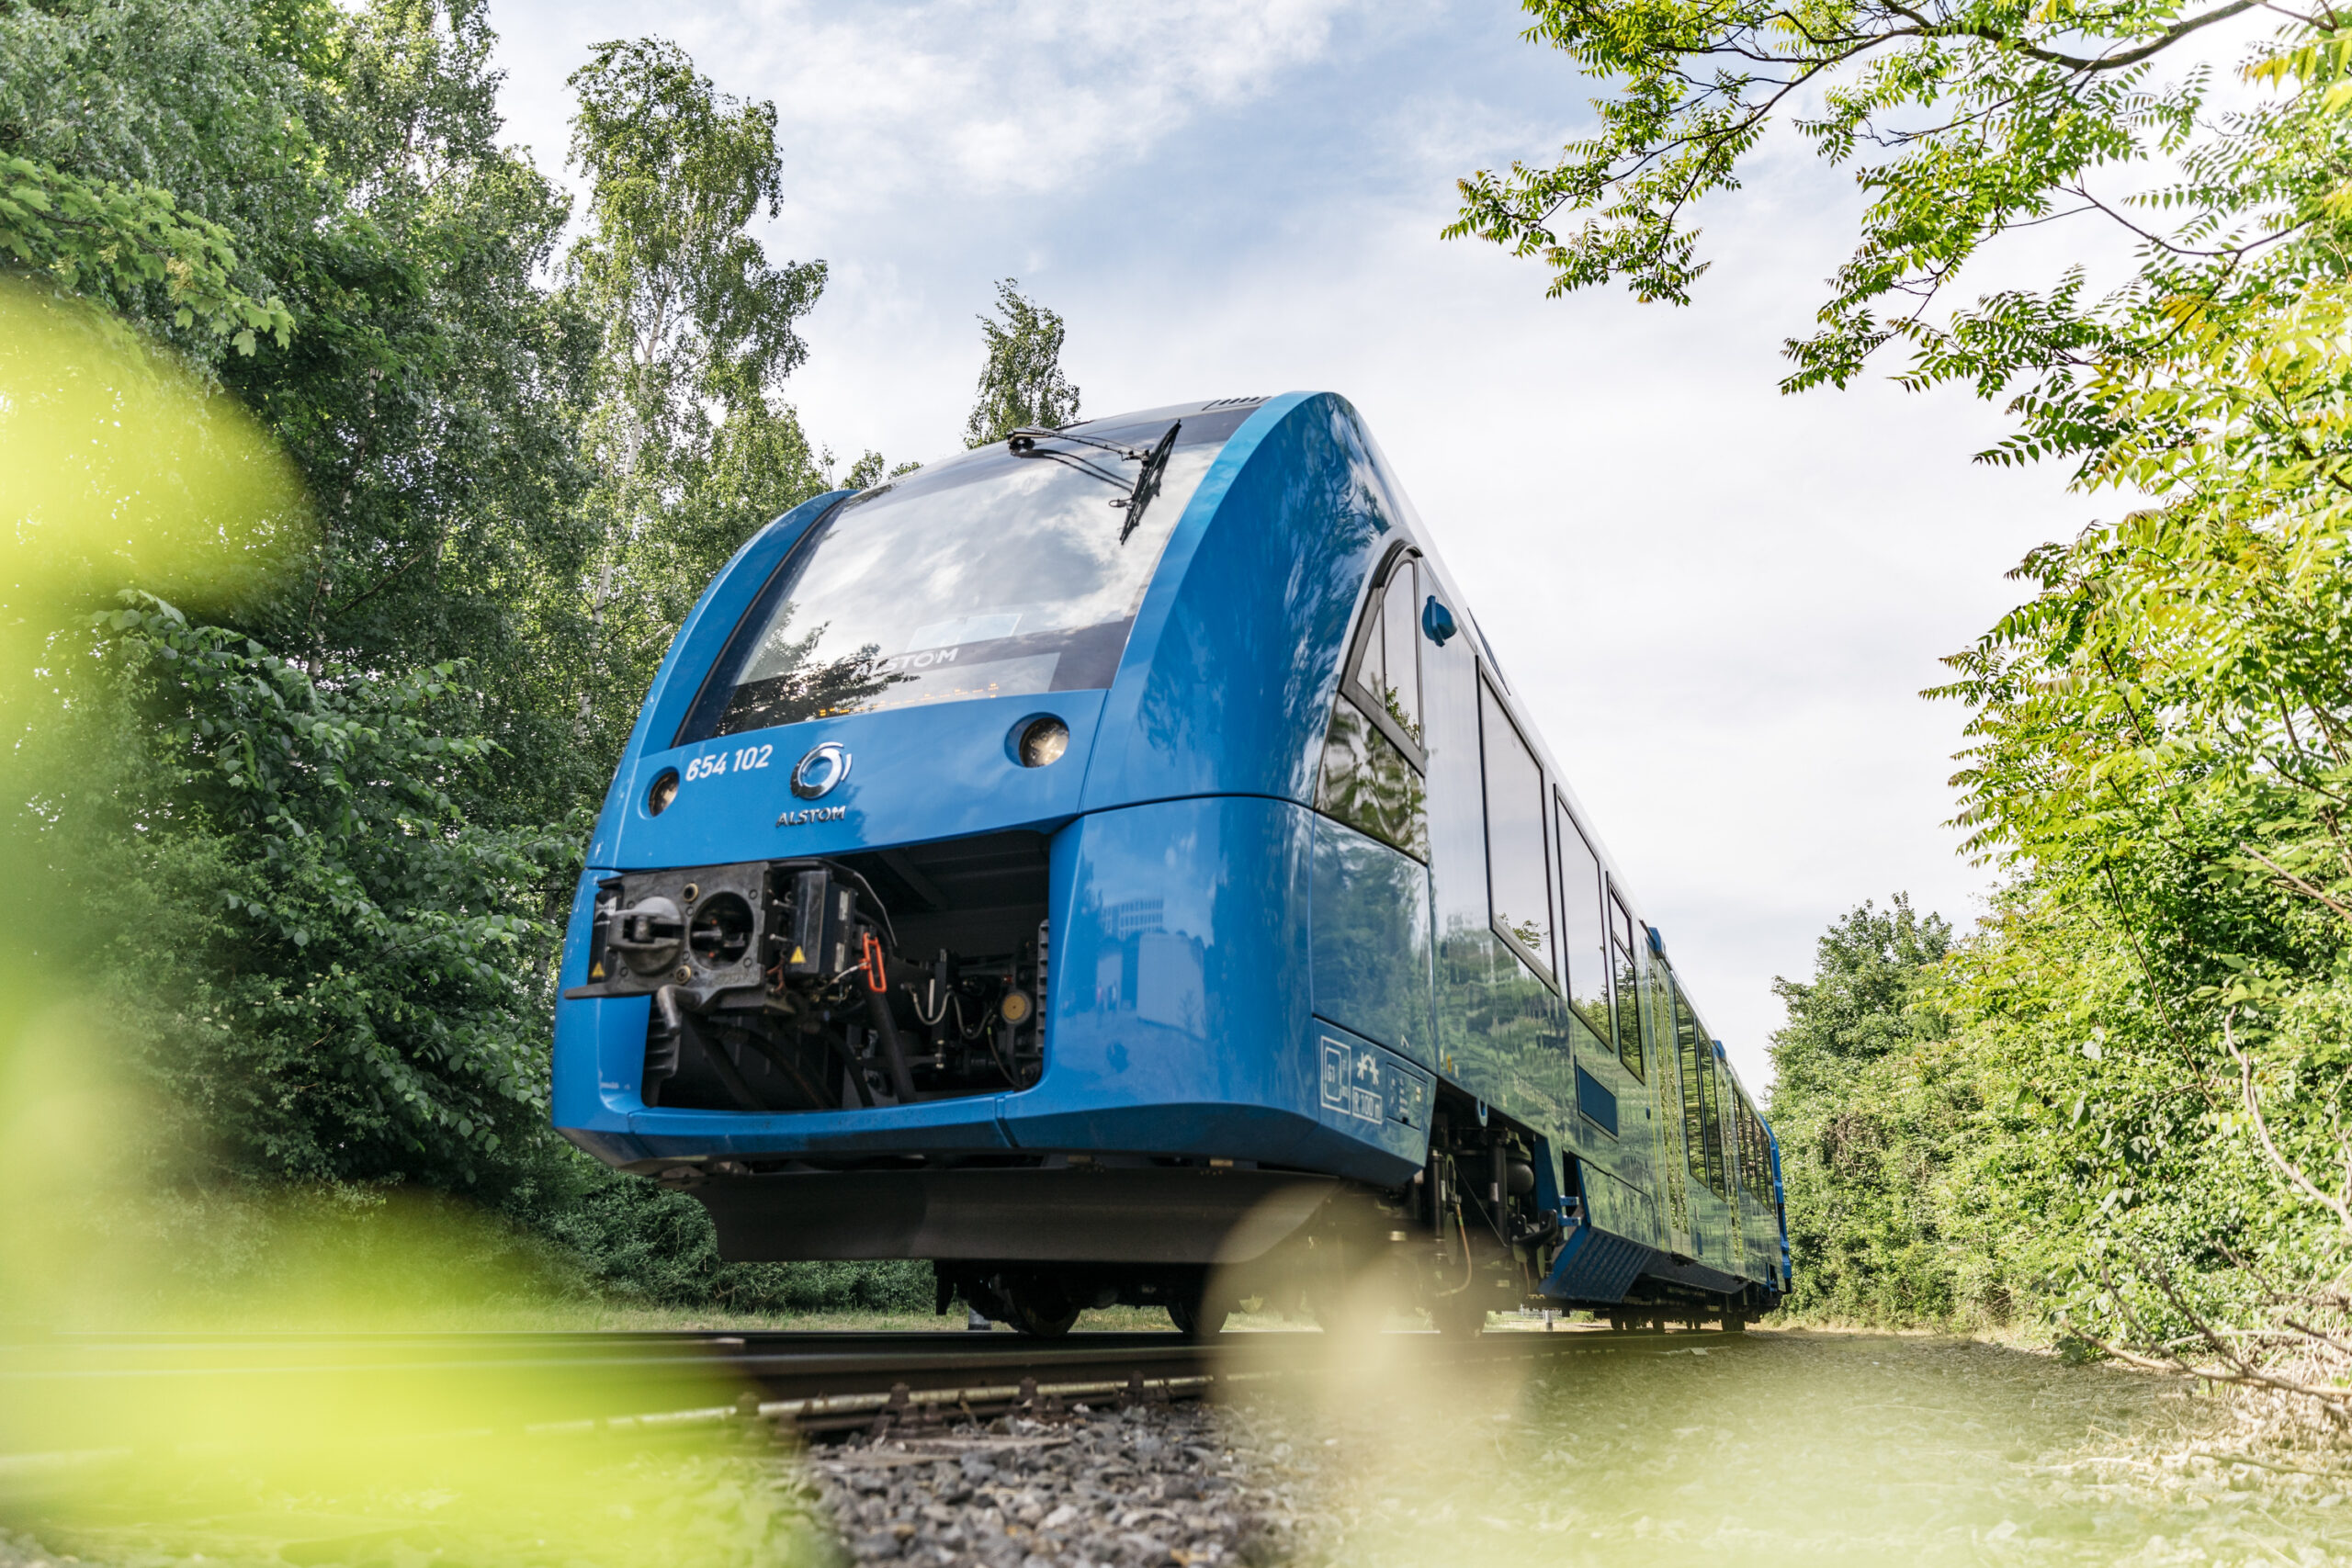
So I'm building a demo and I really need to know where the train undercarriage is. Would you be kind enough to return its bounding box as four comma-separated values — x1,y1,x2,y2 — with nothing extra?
652,1094,1770,1340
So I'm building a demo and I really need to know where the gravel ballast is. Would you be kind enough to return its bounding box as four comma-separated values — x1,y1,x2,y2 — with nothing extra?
808,1400,1331,1567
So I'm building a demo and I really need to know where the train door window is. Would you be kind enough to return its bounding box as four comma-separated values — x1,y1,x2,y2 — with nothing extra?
1316,703,1428,857
1347,548,1426,758
1555,799,1610,1038
1478,674,1554,981
1317,548,1427,857
1608,885,1644,1078
1355,557,1423,740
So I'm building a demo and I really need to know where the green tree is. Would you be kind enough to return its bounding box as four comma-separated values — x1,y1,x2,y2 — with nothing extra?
10,0,594,1191
1766,897,1974,1321
964,278,1080,446
6,4,939,1316
1463,0,2352,1378
1770,897,1952,1105
58,594,569,1188
1445,0,2352,642
560,37,829,755
6,1,607,820
0,0,307,358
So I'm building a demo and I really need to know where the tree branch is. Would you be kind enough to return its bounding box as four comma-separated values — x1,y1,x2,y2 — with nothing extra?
1883,0,2263,73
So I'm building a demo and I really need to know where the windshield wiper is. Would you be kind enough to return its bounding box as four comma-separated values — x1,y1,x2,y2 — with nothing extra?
1115,423,1179,543
1007,428,1134,490
1007,421,1182,542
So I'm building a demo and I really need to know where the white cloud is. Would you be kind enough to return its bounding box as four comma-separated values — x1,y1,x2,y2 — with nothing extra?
507,0,1363,217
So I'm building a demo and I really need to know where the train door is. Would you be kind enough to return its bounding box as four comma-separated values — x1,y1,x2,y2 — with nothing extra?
1308,545,1438,1067
1553,796,1657,1245
1409,583,1580,1156
1714,1045,1751,1276
1732,1087,1778,1287
1643,939,1690,1249
1671,981,1735,1265
1465,670,1578,1123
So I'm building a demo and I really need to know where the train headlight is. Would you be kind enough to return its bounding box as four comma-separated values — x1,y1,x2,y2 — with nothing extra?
1016,716,1069,768
646,768,679,816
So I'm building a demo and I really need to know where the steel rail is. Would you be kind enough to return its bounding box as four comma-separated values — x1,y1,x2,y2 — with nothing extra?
2,1324,1742,1446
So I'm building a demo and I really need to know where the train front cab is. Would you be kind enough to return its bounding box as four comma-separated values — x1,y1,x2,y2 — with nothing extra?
549,390,1786,1329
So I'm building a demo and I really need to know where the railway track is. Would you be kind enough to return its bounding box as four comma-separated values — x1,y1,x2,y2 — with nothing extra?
0,1322,1745,1451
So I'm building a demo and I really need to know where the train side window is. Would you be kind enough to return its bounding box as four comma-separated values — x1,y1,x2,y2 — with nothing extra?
1478,675,1554,980
1676,996,1727,1200
1742,1093,1761,1201
1608,886,1644,1079
1728,1098,1746,1201
1743,1098,1774,1202
1674,987,1710,1193
1555,800,1610,1038
1755,1105,1773,1201
1731,1093,1751,1200
1703,1050,1728,1196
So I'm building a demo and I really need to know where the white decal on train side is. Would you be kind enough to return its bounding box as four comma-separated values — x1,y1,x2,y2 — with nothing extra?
859,646,960,679
683,742,774,784
1319,1035,1385,1123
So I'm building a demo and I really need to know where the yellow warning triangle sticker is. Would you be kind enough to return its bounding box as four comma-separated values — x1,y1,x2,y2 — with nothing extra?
589,960,605,979
789,946,806,964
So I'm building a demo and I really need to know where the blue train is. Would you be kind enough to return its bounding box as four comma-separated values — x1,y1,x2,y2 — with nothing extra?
554,393,1789,1337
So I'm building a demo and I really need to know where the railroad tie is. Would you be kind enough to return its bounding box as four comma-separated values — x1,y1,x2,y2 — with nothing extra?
871,1380,914,1437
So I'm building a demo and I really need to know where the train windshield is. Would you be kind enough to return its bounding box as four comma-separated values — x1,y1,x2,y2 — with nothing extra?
679,405,1257,741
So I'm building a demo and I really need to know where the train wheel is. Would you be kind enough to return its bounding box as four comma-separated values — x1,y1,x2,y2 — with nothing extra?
1169,1278,1237,1342
1002,1277,1080,1338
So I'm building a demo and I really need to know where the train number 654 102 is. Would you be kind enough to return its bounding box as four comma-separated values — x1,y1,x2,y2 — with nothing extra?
684,743,773,783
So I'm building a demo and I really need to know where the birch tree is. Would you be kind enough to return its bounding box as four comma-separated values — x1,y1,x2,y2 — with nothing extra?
964,278,1080,447
562,38,827,748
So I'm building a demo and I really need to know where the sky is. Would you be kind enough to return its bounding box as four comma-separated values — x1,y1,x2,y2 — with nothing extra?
487,0,2135,1092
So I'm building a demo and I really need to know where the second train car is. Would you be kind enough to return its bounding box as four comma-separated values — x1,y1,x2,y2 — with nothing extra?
553,392,1789,1337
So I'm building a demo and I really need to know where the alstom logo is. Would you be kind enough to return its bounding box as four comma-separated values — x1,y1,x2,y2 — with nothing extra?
789,741,852,799
776,804,848,827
